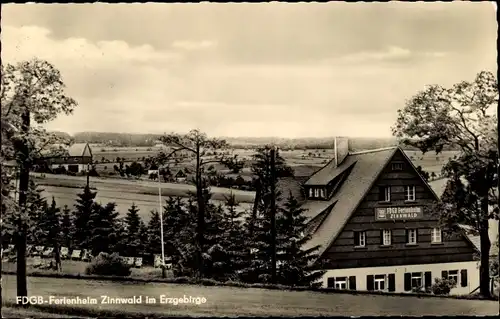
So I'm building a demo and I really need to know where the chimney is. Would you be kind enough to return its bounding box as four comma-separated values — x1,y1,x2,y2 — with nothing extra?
334,137,349,167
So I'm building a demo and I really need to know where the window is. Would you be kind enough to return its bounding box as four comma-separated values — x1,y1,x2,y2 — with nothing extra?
405,271,431,291
309,188,313,198
327,276,356,290
314,188,320,197
448,270,458,285
411,272,422,290
431,228,442,243
392,163,403,171
354,231,366,247
374,275,386,291
406,229,417,245
320,188,325,198
335,277,348,289
378,186,391,202
368,274,395,292
381,229,392,246
404,185,416,201
442,270,460,286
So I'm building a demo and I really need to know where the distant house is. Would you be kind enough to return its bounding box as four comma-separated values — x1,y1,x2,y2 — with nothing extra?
35,143,93,173
174,169,187,182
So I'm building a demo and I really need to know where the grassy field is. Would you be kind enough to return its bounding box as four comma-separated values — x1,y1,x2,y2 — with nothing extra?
33,148,456,220
91,145,456,174
2,274,497,316
33,174,253,221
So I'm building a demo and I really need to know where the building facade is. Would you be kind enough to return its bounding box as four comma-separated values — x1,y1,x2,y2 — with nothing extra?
298,139,478,295
35,143,93,173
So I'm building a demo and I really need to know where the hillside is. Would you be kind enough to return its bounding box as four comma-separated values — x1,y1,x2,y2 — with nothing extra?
53,131,459,151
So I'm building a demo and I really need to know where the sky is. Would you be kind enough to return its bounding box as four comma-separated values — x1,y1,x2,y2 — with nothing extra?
2,2,497,138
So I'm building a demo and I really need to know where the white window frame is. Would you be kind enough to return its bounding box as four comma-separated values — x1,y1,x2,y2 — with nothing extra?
411,272,423,290
447,270,459,285
374,274,387,291
309,188,313,198
404,185,416,201
335,277,348,290
381,186,391,202
382,229,392,246
431,228,442,243
407,229,417,245
320,188,325,198
392,163,403,171
355,231,366,247
314,188,320,197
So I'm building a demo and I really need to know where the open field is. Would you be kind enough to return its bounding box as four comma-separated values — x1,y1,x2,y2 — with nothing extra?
33,174,253,220
31,149,457,220
3,274,498,316
91,145,456,174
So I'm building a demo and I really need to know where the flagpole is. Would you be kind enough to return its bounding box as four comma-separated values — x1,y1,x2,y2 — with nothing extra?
158,168,166,278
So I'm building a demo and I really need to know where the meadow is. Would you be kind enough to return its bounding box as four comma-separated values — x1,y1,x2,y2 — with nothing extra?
36,145,458,220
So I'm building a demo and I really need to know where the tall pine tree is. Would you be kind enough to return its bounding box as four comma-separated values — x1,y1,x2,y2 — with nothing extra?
146,210,162,255
73,185,97,249
276,193,325,287
37,197,63,271
122,203,143,256
87,202,119,256
240,147,292,283
60,205,73,249
217,193,247,280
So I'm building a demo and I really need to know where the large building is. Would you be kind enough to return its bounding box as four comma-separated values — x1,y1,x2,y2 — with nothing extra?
35,143,93,173
290,138,479,295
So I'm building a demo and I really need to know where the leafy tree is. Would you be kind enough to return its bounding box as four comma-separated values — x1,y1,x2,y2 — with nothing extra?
73,185,97,249
1,58,77,298
276,194,325,287
87,202,120,256
157,129,242,278
60,205,73,249
392,70,498,298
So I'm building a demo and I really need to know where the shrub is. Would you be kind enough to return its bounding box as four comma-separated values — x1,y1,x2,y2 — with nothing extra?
430,278,456,295
85,252,132,277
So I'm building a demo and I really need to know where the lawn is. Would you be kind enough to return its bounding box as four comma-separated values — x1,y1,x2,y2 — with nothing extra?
2,274,498,316
2,259,172,279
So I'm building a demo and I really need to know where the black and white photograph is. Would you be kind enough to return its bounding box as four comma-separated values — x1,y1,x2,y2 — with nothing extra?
1,2,499,317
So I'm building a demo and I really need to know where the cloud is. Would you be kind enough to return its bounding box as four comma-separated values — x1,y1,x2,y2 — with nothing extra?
2,25,182,68
171,40,216,51
335,46,447,64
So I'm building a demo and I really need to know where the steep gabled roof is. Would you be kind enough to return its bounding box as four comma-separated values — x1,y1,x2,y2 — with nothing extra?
39,143,92,158
303,147,398,256
68,143,92,157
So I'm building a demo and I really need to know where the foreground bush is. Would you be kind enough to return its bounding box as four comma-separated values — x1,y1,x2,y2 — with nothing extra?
431,278,456,295
85,252,131,276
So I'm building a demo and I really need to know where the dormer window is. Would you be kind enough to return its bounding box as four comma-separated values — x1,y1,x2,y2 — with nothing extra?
314,188,320,197
320,188,325,198
309,188,313,198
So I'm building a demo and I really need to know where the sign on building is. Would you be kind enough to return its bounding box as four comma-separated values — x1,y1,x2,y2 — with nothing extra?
375,206,423,221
